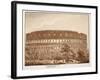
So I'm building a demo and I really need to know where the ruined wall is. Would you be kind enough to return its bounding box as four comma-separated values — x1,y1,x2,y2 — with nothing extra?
25,30,88,65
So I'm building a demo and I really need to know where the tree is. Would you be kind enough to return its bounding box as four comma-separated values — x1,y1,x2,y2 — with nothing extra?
77,49,88,63
60,44,76,62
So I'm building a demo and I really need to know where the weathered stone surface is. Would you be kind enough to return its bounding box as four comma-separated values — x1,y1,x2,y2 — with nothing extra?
25,30,89,66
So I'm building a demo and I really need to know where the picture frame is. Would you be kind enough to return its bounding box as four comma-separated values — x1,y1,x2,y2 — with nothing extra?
11,1,98,79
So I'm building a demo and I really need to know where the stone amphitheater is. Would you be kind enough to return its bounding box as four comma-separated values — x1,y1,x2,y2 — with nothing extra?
25,30,89,66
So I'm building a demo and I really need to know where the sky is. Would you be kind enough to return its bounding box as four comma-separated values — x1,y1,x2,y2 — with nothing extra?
25,11,89,36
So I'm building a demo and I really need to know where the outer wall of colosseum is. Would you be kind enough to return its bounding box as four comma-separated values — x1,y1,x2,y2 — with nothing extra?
25,30,89,66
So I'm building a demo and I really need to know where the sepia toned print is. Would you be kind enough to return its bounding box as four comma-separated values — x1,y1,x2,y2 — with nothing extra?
24,11,89,66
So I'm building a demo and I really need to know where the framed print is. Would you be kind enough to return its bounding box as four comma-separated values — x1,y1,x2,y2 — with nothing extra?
11,1,98,79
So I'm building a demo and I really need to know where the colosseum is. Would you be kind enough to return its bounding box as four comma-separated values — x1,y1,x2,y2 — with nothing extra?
25,30,89,66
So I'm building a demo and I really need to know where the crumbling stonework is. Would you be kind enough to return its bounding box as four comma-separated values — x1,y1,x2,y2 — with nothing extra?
25,30,89,66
